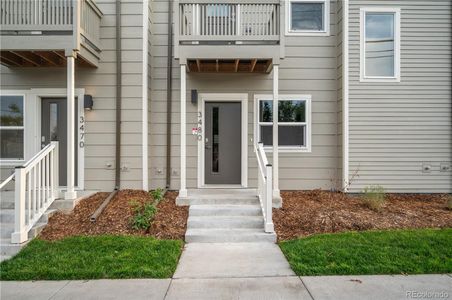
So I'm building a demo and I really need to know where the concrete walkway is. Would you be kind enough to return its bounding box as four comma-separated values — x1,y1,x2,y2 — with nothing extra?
1,243,451,299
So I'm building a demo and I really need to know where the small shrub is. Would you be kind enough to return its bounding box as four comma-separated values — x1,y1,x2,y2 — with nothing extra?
150,188,165,204
447,196,452,210
129,200,157,230
361,185,386,212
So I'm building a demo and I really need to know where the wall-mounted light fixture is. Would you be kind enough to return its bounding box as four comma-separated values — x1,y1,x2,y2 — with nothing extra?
84,95,94,110
191,89,198,104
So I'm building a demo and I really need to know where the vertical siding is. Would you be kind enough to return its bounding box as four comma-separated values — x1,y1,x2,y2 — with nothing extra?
0,0,147,191
149,0,340,190
348,0,452,192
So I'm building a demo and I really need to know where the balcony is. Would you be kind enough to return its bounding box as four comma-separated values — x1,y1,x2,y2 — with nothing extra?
0,0,103,67
175,0,284,73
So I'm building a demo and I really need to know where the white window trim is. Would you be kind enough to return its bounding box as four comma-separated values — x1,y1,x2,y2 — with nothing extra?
285,0,330,36
0,91,26,164
360,7,401,82
254,94,312,153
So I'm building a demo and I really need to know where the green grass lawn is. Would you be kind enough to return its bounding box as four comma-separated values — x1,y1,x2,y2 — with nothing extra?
279,228,452,276
0,235,183,280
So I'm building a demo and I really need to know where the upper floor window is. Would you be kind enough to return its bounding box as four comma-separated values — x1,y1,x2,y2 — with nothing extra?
286,0,330,36
360,8,401,82
255,95,311,152
0,95,25,161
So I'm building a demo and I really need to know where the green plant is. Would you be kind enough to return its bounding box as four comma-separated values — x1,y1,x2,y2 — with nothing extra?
150,188,164,204
361,185,386,212
129,200,157,230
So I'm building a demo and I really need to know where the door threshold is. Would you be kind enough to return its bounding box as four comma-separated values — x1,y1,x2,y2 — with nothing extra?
200,185,245,189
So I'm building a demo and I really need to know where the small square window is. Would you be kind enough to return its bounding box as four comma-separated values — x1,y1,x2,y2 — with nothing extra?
286,0,329,36
0,95,25,160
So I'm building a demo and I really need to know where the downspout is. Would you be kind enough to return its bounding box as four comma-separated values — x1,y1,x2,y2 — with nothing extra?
115,0,122,190
165,0,173,189
342,0,349,191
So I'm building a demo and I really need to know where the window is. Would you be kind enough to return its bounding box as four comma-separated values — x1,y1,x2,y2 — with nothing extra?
256,95,311,152
286,0,330,36
0,95,25,161
360,8,400,82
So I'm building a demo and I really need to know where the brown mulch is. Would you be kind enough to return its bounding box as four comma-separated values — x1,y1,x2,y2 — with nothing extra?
273,190,452,241
39,190,188,241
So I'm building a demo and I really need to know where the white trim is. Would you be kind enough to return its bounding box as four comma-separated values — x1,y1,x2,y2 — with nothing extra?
342,0,349,191
0,92,26,164
254,94,312,153
285,0,330,36
0,88,85,190
142,0,149,191
360,7,401,82
197,93,248,188
179,65,187,197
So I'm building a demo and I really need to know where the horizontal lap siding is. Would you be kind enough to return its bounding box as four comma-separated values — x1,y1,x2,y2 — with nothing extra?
150,0,340,190
0,0,146,191
348,0,452,193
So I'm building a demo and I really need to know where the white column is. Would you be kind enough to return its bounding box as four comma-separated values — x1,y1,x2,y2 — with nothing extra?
179,64,187,197
272,65,280,198
65,51,77,200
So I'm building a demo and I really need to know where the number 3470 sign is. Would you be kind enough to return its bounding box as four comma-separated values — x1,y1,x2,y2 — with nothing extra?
79,116,85,148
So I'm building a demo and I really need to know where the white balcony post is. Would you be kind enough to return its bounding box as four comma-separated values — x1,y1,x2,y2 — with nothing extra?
65,51,77,200
265,164,274,233
52,141,59,199
11,167,27,244
272,64,280,199
179,64,188,197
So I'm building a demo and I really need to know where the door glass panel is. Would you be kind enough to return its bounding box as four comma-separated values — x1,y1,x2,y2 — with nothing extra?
49,103,58,141
212,106,219,173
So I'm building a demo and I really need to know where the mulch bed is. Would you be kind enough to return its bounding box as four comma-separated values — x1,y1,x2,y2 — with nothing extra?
273,190,452,241
39,190,188,241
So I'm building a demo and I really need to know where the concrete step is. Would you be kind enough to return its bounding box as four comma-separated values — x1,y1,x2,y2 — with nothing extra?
1,222,46,239
183,196,259,206
185,228,277,243
188,216,264,229
0,209,15,222
0,238,27,256
189,204,262,217
0,191,15,209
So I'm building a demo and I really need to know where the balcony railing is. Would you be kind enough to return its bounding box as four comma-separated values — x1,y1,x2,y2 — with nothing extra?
0,0,102,51
178,0,280,44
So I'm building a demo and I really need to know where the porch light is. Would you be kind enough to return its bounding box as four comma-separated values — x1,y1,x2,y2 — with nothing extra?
84,95,94,110
191,89,198,104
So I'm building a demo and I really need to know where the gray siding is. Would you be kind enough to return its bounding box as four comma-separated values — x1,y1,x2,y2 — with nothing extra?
149,0,340,190
348,0,452,192
0,0,147,191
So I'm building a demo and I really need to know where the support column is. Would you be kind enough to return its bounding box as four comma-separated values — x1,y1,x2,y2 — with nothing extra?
65,51,77,200
179,64,187,197
272,65,280,200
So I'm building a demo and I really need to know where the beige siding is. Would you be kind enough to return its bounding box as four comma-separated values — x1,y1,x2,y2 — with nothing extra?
348,0,452,192
149,0,340,190
0,0,147,191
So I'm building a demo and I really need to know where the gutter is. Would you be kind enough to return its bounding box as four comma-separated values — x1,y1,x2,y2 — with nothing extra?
166,0,174,189
342,0,349,191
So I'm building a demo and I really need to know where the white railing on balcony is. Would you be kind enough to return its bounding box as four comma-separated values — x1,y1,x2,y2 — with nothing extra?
255,142,274,233
80,0,102,49
0,0,73,30
0,0,102,50
10,142,59,244
179,1,280,42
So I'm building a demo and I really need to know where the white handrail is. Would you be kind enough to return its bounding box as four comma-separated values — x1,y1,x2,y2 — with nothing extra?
0,173,14,190
255,142,274,233
11,142,59,244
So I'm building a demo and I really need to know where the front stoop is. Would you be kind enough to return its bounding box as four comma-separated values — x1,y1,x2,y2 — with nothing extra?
182,189,277,243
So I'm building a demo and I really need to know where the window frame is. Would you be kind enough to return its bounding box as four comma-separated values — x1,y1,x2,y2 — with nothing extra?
285,0,330,36
254,94,312,153
360,7,401,82
0,92,26,163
